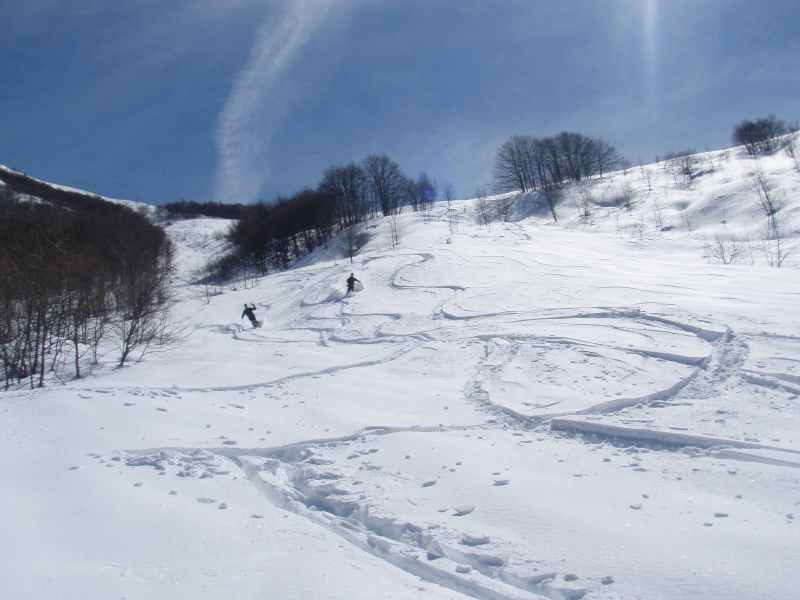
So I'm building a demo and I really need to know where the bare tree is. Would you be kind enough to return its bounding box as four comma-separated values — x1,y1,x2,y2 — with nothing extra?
680,208,694,232
651,197,666,231
405,172,438,212
747,164,784,233
574,186,593,219
758,213,797,267
492,194,515,222
664,149,699,183
385,210,404,250
442,182,455,203
319,163,369,228
595,138,624,177
341,222,369,263
541,183,561,222
619,181,637,211
703,231,745,264
362,154,409,216
417,172,438,211
493,135,538,192
113,245,185,367
473,188,492,226
442,183,458,234
641,167,653,194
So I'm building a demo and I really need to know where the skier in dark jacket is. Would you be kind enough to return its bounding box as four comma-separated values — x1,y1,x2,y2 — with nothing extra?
242,303,258,328
346,273,361,293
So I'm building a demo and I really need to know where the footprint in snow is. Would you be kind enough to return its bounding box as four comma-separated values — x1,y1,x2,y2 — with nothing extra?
494,480,510,486
422,480,437,487
68,466,80,470
134,482,143,487
196,498,215,504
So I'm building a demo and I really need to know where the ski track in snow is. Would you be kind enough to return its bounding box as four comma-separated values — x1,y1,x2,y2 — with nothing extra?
115,246,797,600
7,149,800,600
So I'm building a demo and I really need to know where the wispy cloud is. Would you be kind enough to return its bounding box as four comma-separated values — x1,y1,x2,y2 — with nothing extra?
214,0,337,203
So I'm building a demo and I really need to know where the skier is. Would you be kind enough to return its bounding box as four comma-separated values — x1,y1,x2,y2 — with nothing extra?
241,303,259,328
346,272,361,294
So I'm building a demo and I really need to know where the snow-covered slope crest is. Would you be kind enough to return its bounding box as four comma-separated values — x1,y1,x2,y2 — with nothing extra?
0,163,153,214
1,146,800,600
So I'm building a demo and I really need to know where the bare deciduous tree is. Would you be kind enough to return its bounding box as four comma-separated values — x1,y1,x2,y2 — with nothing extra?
442,183,458,234
541,184,561,222
362,154,409,216
703,231,745,265
747,164,785,234
319,163,369,228
113,245,185,366
574,187,593,220
492,194,515,222
473,188,492,226
385,211,404,251
758,213,797,267
340,222,369,264
619,181,637,211
680,208,694,232
651,197,665,231
493,135,538,193
664,149,699,184
641,167,653,194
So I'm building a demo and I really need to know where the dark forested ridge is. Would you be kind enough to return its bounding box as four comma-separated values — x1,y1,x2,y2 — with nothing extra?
208,155,439,280
0,166,175,387
159,200,246,220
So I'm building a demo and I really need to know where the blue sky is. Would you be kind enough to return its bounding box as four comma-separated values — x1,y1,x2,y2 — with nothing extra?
1,0,798,205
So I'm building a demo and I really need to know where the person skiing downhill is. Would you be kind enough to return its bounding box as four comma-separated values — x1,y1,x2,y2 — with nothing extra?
346,273,361,294
242,303,259,328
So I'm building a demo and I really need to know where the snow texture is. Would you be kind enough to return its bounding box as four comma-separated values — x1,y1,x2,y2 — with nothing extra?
2,147,800,599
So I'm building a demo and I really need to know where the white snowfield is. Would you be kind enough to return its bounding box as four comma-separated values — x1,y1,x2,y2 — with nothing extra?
2,147,799,600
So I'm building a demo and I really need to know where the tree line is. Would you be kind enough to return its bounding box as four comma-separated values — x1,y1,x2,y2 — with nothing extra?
159,199,246,220
207,155,437,279
0,167,175,388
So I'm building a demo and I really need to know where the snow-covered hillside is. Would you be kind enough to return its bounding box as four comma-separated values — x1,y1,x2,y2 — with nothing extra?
1,146,799,600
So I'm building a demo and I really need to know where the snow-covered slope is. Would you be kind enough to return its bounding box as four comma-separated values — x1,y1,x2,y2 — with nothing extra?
1,147,799,600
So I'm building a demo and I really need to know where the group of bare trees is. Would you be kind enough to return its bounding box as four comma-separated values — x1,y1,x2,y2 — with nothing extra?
493,132,624,194
0,174,175,388
217,154,437,277
732,115,791,156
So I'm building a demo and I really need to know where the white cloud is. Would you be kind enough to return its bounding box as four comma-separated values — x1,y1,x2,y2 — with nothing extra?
214,0,337,203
